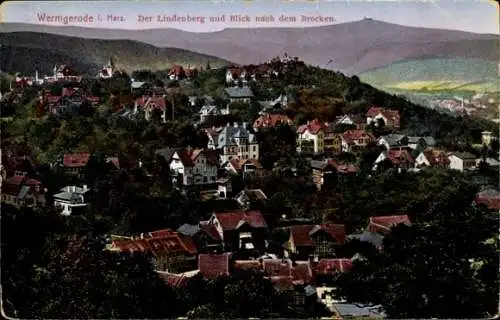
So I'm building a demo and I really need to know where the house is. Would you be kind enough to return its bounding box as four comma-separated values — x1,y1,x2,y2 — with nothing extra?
474,188,500,211
206,122,259,163
199,104,229,123
1,172,44,207
203,210,268,254
62,153,90,177
177,223,224,253
367,215,411,235
377,134,408,150
169,147,218,187
198,253,231,278
139,96,167,122
373,148,415,172
339,130,375,154
408,136,436,150
323,125,342,156
225,67,249,85
481,131,498,147
224,86,254,103
284,224,346,260
234,189,267,209
334,114,365,129
108,229,198,273
253,114,293,131
448,152,477,172
53,185,90,216
415,148,450,169
366,106,401,129
296,119,326,155
223,158,264,178
309,160,359,191
98,57,115,79
168,65,186,80
314,258,353,285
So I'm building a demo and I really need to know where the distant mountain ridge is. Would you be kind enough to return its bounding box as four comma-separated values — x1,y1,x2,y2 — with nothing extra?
0,31,232,75
1,20,498,76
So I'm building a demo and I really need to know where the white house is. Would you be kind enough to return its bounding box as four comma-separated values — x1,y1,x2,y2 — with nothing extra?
169,147,218,187
448,152,477,172
98,58,115,79
414,149,450,169
53,185,90,216
296,119,325,154
205,122,259,163
199,104,229,123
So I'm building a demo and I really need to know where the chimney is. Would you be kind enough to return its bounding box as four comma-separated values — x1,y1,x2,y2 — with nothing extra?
82,184,88,191
226,122,230,127
242,122,247,129
233,122,238,128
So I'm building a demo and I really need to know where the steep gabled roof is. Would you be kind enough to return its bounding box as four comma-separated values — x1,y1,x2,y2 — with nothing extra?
253,114,292,129
422,149,450,166
387,149,414,164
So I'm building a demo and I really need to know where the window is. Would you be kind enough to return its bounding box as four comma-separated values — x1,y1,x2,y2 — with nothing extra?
253,146,256,151
203,177,208,183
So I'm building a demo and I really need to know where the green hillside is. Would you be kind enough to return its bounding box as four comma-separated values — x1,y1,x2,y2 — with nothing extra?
360,58,499,92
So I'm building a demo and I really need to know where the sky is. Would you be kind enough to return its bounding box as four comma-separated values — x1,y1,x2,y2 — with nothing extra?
0,0,498,34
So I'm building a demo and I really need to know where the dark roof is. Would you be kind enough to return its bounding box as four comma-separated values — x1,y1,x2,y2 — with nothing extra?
451,152,476,160
176,224,201,236
348,231,384,248
155,147,177,162
224,86,254,98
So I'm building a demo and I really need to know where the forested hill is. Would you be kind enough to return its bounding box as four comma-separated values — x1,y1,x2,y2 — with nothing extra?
256,62,498,144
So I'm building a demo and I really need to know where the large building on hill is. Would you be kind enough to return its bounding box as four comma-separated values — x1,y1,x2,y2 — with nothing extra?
205,122,259,163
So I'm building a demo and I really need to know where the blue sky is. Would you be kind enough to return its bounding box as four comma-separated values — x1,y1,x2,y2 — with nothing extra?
1,0,498,34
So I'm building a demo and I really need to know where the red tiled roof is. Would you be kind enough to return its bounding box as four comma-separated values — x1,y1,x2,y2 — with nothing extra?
111,232,197,256
367,215,411,234
319,224,347,244
229,158,263,171
145,97,166,110
214,210,268,231
46,95,61,104
289,225,315,246
149,229,175,238
198,253,230,278
387,149,414,165
263,259,292,277
24,178,42,186
290,224,346,247
292,262,313,283
158,273,190,288
253,114,292,129
422,149,450,166
315,259,353,274
341,129,375,142
366,107,400,127
297,119,326,135
200,224,221,241
177,148,219,167
169,65,185,76
6,175,26,185
475,196,500,210
63,153,90,168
